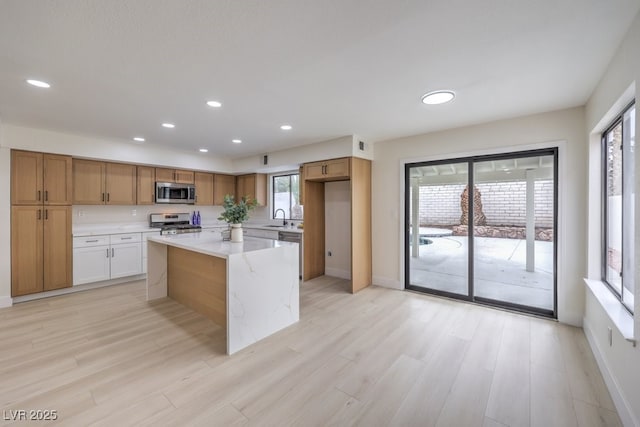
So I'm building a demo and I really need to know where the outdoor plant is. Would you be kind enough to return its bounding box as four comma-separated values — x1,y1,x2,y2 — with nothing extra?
217,194,258,224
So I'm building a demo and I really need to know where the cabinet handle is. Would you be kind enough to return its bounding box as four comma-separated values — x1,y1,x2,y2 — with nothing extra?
102,193,105,202
112,248,115,257
120,237,133,240
86,239,99,243
45,209,48,220
37,190,41,201
44,190,48,202
37,209,41,220
106,248,110,258
107,193,110,202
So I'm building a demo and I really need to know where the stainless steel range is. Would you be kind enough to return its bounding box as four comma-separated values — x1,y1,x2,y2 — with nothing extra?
150,213,202,235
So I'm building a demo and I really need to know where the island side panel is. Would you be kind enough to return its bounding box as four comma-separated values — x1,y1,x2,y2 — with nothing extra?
167,246,227,329
227,245,299,355
147,240,167,300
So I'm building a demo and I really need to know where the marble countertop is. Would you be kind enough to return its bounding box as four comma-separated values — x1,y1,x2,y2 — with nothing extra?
147,233,297,259
73,223,162,236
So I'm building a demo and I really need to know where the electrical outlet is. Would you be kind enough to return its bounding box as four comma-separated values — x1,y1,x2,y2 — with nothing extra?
78,210,85,217
131,209,137,216
328,251,332,256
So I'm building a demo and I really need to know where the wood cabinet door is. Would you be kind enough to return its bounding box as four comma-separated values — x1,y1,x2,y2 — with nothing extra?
11,206,43,296
214,174,236,205
105,162,137,205
137,166,156,205
155,168,175,183
43,154,73,205
325,158,350,180
43,206,72,291
175,170,195,184
73,159,106,204
303,161,325,181
11,150,43,205
236,174,266,205
235,175,249,201
194,172,214,205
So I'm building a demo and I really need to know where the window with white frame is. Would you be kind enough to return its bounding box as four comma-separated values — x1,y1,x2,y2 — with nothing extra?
272,173,303,221
603,101,635,312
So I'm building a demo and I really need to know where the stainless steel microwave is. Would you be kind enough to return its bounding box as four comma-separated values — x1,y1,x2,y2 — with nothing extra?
155,182,196,204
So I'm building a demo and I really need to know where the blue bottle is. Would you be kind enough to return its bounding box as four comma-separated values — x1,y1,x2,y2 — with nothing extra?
192,211,197,225
196,211,201,226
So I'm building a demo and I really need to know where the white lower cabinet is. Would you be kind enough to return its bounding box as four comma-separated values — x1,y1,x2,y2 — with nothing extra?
73,245,110,285
73,232,143,285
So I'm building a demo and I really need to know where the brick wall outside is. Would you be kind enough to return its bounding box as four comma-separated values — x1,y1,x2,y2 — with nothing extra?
416,180,554,228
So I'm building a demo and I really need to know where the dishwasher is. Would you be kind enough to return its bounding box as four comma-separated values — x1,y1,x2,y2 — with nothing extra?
278,231,302,280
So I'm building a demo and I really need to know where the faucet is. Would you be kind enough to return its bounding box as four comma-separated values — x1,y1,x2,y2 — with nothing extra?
274,209,287,226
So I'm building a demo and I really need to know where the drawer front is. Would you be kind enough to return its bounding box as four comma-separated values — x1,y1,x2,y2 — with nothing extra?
73,235,110,248
110,233,141,245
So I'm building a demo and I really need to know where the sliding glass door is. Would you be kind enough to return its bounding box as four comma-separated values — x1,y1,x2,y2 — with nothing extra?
406,161,470,297
405,149,557,317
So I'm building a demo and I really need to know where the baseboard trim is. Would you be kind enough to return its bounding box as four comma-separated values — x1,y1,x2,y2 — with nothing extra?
373,275,402,289
583,316,637,427
324,267,350,280
12,275,146,304
0,296,13,308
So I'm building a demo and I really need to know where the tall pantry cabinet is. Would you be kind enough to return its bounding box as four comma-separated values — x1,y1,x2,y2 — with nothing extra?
11,150,73,296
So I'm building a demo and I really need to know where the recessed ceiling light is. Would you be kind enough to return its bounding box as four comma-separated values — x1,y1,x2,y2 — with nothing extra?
421,90,455,105
133,137,145,143
206,100,222,108
162,123,175,129
199,148,208,153
280,124,292,130
26,79,50,88
232,139,242,144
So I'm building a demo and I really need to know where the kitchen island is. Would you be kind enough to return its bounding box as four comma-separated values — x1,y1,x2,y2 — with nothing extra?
146,233,299,354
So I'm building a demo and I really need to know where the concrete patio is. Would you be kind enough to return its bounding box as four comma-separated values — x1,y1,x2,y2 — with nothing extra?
409,234,554,311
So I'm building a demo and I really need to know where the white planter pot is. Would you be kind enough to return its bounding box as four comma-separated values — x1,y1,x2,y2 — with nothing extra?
230,223,243,242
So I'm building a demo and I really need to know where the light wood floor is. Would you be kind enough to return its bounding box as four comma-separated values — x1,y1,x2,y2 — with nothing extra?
0,277,620,427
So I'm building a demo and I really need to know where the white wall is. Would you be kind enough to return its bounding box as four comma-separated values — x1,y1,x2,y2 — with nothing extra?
1,124,234,172
232,134,374,174
0,145,11,307
584,11,640,427
325,181,351,279
371,106,587,326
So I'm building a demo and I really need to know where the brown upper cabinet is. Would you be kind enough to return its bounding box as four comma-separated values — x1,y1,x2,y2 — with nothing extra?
194,172,214,205
213,174,236,205
73,159,136,205
137,166,156,205
156,168,194,184
303,157,351,181
11,150,73,205
236,173,267,206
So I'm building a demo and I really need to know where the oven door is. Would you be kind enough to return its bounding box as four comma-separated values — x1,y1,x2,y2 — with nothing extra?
155,182,196,204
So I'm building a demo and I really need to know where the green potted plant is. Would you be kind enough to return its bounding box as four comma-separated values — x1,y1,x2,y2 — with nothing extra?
217,194,258,242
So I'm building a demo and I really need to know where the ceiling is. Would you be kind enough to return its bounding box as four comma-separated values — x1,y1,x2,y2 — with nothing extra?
0,0,638,159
